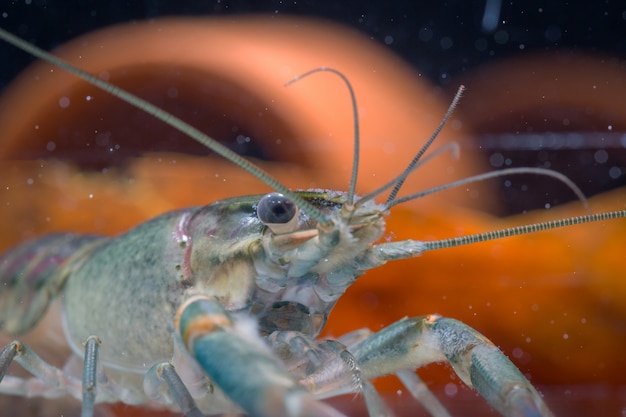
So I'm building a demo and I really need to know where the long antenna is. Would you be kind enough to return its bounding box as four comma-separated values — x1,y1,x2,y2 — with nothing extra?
421,209,626,252
0,27,332,227
285,67,360,205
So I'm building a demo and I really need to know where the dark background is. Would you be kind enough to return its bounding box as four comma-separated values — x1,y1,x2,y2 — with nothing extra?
1,0,626,213
1,0,626,88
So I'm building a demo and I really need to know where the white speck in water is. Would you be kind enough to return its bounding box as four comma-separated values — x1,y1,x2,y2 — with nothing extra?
384,35,394,45
594,149,608,164
494,29,509,44
581,318,587,324
396,389,402,396
86,95,92,101
608,125,613,131
99,71,110,81
58,96,70,108
609,166,622,179
26,178,34,185
440,36,453,50
490,152,505,168
419,27,433,42
563,333,569,340
512,347,523,358
89,194,94,199
46,141,56,151
525,337,532,343
544,203,551,209
34,124,39,130
444,383,458,397
236,135,251,144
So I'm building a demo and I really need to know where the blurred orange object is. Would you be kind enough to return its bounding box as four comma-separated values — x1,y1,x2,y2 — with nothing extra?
0,16,482,417
1,16,626,417
0,16,487,246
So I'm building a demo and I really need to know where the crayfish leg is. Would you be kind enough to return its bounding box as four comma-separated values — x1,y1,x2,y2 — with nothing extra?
349,315,555,417
176,296,346,417
144,362,204,417
0,340,82,399
267,328,448,417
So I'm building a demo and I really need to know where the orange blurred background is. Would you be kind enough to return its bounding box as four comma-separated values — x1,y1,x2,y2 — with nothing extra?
0,13,625,417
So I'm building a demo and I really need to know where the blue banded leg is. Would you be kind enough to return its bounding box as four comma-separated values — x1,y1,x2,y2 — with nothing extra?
0,340,81,399
81,336,100,417
351,315,555,417
144,362,204,417
176,295,346,417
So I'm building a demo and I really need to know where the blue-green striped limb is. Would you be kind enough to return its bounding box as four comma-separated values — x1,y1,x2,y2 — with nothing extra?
351,315,555,417
176,296,346,417
0,340,82,399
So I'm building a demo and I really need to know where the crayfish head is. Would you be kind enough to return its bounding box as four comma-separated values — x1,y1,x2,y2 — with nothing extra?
250,190,388,337
259,190,387,276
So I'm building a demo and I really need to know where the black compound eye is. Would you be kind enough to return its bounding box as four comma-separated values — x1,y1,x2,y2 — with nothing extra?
257,192,297,225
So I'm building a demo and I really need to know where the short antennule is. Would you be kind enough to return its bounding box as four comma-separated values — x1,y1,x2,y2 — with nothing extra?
354,141,460,209
385,85,465,205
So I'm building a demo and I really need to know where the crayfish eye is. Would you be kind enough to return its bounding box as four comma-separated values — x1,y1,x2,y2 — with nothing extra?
257,192,299,234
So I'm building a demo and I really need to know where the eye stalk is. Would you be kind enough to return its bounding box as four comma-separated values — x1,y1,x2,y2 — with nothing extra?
257,192,300,234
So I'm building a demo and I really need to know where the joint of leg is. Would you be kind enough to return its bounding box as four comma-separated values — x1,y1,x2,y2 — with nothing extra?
8,341,23,356
176,296,233,349
82,335,102,346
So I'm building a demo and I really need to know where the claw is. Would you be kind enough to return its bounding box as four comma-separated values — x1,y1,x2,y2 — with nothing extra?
350,316,555,417
469,344,554,417
177,296,346,417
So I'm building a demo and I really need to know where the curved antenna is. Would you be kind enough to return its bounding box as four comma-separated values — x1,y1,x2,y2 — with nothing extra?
385,85,465,205
386,166,590,213
421,209,626,252
0,27,332,227
285,67,360,205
